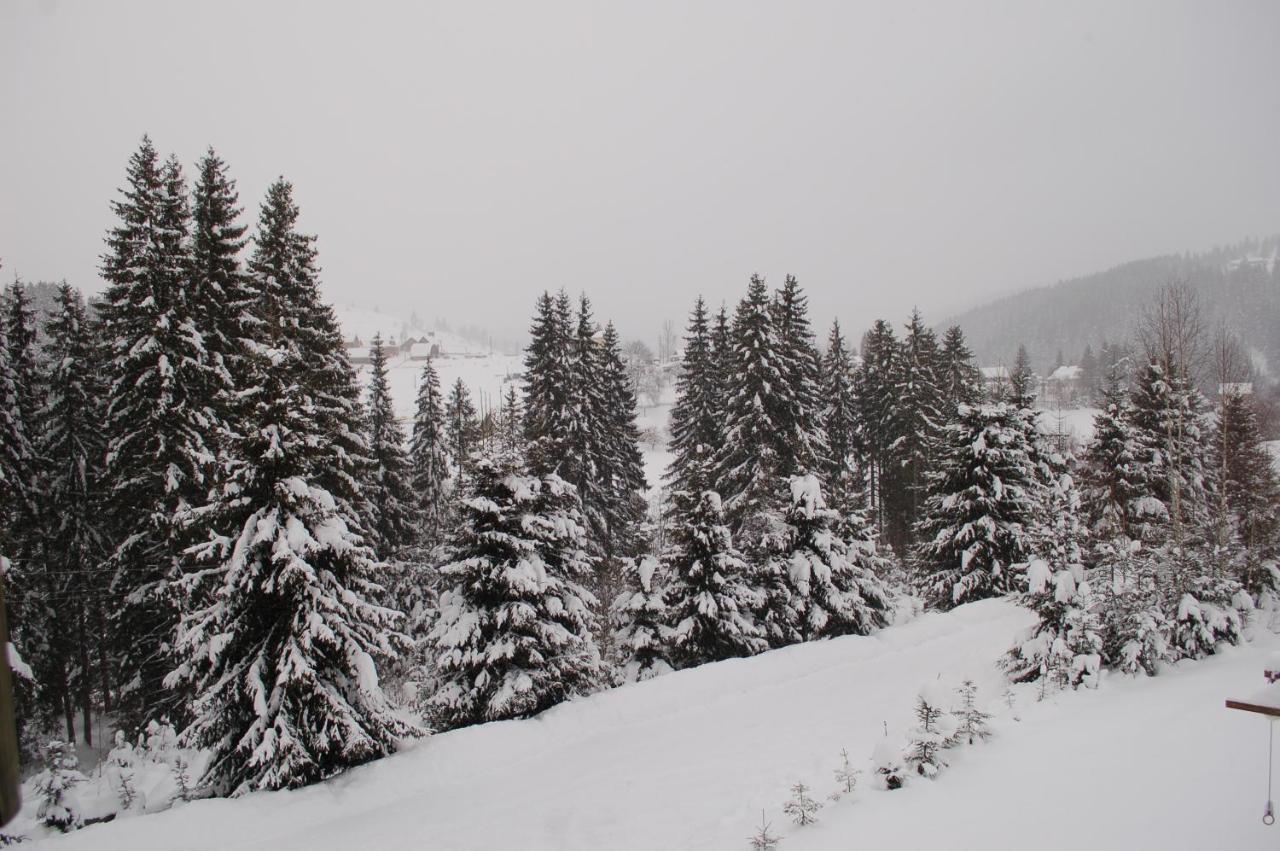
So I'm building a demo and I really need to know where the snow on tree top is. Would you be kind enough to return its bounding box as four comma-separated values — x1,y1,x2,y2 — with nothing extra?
1024,559,1051,595
788,474,824,516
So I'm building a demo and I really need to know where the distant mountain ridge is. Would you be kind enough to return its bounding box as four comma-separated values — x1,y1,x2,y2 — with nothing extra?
946,237,1280,381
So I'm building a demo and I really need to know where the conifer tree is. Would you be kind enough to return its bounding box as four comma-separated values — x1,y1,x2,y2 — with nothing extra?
1008,344,1037,409
666,297,721,504
661,491,766,667
187,147,249,438
246,179,372,531
713,275,787,532
425,458,601,729
363,334,416,558
523,291,574,477
37,284,110,744
496,382,525,461
445,377,480,483
562,295,609,542
905,684,955,778
597,321,648,558
914,403,1041,608
610,556,673,682
770,275,828,477
883,309,943,551
99,138,218,730
777,475,890,641
168,240,418,794
938,325,983,415
855,319,899,537
821,320,861,510
409,357,451,549
1218,389,1280,596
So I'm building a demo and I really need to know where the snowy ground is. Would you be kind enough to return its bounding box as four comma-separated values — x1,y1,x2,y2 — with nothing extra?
30,600,1280,850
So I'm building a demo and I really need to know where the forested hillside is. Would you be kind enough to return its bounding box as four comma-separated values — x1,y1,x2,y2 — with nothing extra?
950,237,1280,378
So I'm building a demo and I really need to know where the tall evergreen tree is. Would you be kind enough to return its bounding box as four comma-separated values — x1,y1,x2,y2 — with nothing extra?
445,378,479,483
99,138,218,730
661,491,765,668
496,382,524,462
821,320,860,511
937,325,983,415
914,403,1041,608
1218,390,1280,595
1008,344,1036,409
855,320,898,537
563,295,609,542
363,334,416,558
666,297,721,503
597,321,648,559
713,275,787,533
409,357,451,549
35,285,110,744
522,291,573,477
769,275,827,477
883,309,943,551
424,458,601,729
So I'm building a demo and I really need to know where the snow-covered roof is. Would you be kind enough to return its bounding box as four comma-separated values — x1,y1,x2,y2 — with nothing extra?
1050,365,1082,381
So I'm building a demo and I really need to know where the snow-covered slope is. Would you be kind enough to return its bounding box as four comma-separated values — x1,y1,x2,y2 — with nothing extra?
31,601,1280,850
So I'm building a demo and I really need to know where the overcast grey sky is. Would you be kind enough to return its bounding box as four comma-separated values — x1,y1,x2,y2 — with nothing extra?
3,0,1279,344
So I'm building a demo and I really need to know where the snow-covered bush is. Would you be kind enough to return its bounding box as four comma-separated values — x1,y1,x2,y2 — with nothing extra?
1170,576,1247,661
34,740,85,832
872,733,907,790
1005,558,1102,689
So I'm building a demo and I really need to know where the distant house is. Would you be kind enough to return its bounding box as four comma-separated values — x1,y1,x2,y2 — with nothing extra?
979,366,1009,396
406,341,440,360
1219,382,1254,397
1045,365,1084,406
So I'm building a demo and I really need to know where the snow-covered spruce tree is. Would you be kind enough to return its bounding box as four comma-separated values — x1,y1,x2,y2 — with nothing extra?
522,290,574,478
363,334,417,558
821,319,862,512
1217,389,1280,598
167,265,418,795
952,679,992,745
713,275,795,547
883,309,944,551
854,319,899,540
1008,344,1036,409
831,747,861,800
769,275,828,480
610,555,673,682
748,811,781,851
777,475,890,640
247,178,372,533
937,325,983,415
905,682,956,777
913,402,1041,609
597,321,649,559
36,283,111,744
445,377,480,484
99,139,219,730
187,147,250,441
560,294,609,543
1006,457,1103,688
425,457,602,729
496,383,525,462
783,780,821,826
666,297,723,504
35,740,86,832
409,357,452,550
661,491,766,668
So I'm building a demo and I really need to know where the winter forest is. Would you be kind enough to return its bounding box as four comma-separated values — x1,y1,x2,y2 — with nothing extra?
2,132,1279,847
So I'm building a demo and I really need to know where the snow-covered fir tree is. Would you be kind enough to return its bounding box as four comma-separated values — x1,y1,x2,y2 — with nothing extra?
34,283,109,744
831,747,861,799
496,383,525,461
937,325,983,414
775,475,890,641
905,682,956,777
821,320,862,511
783,780,821,826
597,321,649,559
98,138,220,730
610,555,673,683
871,732,907,790
748,811,781,851
666,297,722,503
247,178,372,534
168,242,418,793
409,356,451,550
1217,388,1279,597
425,457,602,729
952,679,992,745
914,402,1041,609
661,491,766,668
445,377,480,483
769,275,827,479
522,291,574,478
363,334,417,558
854,319,899,542
34,740,85,832
884,309,944,551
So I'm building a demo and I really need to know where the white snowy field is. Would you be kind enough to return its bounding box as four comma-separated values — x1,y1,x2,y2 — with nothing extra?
31,600,1280,850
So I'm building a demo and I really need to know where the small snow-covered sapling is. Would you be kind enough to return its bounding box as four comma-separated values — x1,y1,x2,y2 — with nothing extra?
172,755,194,802
953,679,992,745
748,810,781,850
906,682,956,777
829,747,860,801
783,781,821,826
872,732,907,790
36,740,86,832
